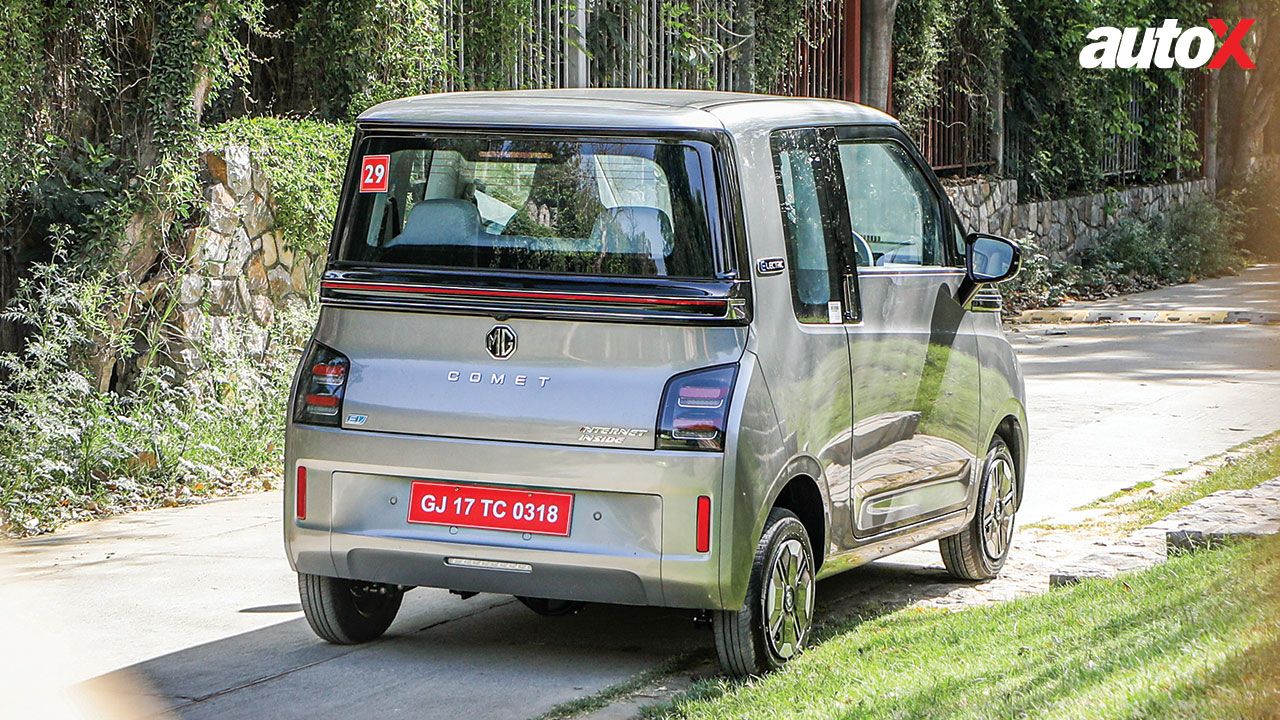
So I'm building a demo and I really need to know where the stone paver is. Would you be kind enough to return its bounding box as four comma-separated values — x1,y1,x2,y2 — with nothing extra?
1159,478,1280,551
1048,528,1165,587
1050,477,1280,586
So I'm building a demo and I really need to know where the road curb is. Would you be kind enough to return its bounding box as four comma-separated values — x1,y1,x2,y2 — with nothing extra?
1014,309,1280,325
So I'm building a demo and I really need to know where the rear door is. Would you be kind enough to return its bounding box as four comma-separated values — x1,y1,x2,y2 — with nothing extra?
828,126,982,539
319,128,749,449
763,127,859,545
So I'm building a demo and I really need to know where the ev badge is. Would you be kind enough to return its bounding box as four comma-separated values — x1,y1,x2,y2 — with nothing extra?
757,257,786,275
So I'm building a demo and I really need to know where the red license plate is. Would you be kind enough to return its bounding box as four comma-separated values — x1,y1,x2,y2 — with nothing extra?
406,481,574,536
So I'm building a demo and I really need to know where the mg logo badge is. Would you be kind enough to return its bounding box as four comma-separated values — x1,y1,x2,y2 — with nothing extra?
486,325,517,360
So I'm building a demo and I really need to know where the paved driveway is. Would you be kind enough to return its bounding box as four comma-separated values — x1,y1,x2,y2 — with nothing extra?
3,266,1278,719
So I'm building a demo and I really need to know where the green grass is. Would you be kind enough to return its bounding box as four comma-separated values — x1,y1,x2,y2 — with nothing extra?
1083,434,1280,534
651,537,1280,720
1027,433,1280,535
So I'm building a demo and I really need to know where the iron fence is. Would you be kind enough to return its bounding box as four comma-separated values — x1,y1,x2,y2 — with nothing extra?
439,0,851,98
915,57,997,174
779,0,849,99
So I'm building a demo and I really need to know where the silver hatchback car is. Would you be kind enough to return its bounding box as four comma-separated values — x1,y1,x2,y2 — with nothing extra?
286,89,1027,677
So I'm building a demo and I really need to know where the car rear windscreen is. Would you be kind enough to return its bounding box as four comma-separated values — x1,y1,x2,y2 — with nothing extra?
337,134,721,278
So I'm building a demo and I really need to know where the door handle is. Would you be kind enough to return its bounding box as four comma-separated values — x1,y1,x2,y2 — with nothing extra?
842,273,859,322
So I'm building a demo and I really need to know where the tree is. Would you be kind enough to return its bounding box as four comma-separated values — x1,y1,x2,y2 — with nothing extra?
861,0,899,110
1215,3,1279,188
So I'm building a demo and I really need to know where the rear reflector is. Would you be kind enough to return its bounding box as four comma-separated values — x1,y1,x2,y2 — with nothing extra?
696,496,711,553
296,466,307,521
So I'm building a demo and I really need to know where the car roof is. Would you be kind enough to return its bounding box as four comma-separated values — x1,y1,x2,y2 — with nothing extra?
357,88,896,133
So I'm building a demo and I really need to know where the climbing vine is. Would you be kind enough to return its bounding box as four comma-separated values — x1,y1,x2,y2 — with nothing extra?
746,0,809,93
1004,0,1208,199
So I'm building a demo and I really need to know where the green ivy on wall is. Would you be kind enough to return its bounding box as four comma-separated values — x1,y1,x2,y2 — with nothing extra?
202,118,353,257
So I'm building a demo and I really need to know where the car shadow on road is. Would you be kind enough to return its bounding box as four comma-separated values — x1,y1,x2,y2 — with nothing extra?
81,557,976,720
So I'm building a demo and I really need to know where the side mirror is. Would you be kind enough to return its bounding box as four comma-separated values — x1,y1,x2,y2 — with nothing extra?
956,233,1021,306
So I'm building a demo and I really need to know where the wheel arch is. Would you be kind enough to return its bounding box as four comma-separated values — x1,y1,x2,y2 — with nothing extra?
768,472,827,572
988,410,1027,509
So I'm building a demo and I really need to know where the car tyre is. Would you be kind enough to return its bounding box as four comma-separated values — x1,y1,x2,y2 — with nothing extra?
713,507,815,678
298,573,404,644
940,437,1018,581
516,596,586,616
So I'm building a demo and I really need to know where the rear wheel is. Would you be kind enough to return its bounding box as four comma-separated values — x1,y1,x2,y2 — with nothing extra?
515,596,585,616
298,573,404,644
713,508,815,678
940,437,1018,580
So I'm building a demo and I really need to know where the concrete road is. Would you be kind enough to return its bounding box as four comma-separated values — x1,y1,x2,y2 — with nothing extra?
2,266,1278,719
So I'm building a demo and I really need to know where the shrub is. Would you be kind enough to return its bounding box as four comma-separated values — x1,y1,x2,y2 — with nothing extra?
1080,199,1246,289
202,117,352,257
1231,168,1280,260
1005,197,1247,312
0,239,313,536
1002,234,1081,313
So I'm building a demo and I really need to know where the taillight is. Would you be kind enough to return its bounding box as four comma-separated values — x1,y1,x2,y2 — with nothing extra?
293,343,350,427
656,365,738,452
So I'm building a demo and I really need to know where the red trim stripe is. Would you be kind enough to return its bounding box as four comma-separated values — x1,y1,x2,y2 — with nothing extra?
321,280,727,309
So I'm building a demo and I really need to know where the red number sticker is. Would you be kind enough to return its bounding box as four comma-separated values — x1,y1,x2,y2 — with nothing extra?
358,155,390,193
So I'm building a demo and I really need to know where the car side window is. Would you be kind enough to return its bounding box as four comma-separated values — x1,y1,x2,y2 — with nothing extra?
836,141,945,268
770,128,850,324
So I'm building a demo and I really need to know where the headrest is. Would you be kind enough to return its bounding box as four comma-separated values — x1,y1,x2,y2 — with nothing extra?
590,206,673,273
388,199,481,247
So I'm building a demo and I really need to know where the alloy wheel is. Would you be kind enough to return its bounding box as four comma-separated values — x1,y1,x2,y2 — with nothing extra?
763,537,814,660
981,455,1017,560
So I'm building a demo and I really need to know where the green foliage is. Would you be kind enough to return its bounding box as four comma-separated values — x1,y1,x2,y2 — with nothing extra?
203,118,353,255
892,0,1009,135
0,0,41,209
459,0,539,90
289,0,451,118
660,1,730,89
1230,165,1280,260
745,0,807,93
892,0,958,133
0,240,312,536
1004,0,1207,200
1,0,266,267
1079,198,1246,287
1001,234,1082,312
1004,198,1247,312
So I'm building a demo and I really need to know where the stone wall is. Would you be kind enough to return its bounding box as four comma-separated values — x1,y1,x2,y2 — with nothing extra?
945,176,1215,258
173,147,322,364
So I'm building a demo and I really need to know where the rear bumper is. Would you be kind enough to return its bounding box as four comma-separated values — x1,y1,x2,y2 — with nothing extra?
284,425,729,609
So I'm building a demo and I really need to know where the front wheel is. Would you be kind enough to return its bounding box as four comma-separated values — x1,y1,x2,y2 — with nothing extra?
713,508,815,678
940,437,1018,580
298,573,404,644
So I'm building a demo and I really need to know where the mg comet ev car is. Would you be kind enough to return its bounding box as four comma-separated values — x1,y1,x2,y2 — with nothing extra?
286,89,1028,677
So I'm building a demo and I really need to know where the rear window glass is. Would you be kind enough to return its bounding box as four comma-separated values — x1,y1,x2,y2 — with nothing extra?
337,135,720,278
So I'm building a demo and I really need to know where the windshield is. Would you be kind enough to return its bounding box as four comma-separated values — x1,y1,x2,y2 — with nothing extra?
337,134,721,278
